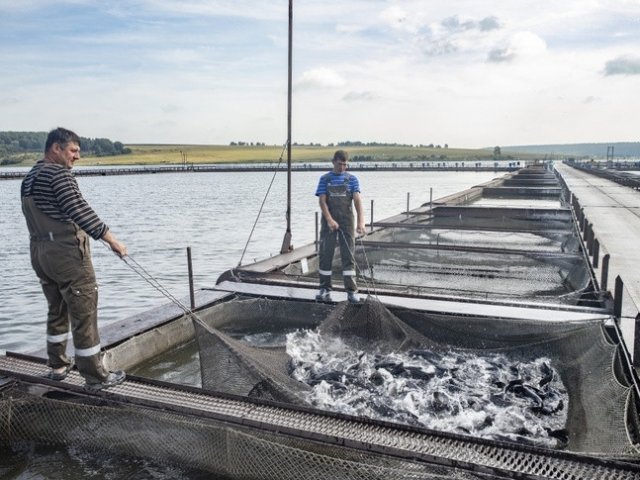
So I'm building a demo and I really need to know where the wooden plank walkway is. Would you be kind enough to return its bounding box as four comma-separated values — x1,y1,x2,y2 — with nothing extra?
555,162,640,352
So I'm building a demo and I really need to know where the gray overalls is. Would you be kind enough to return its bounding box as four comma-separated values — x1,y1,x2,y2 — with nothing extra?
22,193,109,383
318,173,357,293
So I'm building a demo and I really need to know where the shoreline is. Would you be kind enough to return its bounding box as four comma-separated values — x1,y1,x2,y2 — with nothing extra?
0,160,526,180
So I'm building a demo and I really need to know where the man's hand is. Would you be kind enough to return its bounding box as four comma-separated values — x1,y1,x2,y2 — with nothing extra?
102,231,128,257
356,222,366,236
328,218,340,231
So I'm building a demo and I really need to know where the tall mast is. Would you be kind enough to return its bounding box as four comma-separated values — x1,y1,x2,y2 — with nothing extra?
280,0,293,253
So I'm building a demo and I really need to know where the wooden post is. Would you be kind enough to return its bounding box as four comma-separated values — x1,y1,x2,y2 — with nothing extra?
586,224,593,255
614,276,624,320
593,239,599,268
601,254,610,291
315,212,319,252
583,221,590,242
634,313,640,368
370,199,374,232
187,247,195,311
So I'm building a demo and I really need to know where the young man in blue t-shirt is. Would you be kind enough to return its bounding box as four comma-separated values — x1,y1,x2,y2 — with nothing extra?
315,150,365,303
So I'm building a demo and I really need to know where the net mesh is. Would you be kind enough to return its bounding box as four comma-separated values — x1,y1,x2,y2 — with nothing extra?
194,296,639,457
0,385,480,480
292,203,593,304
367,227,573,253
194,320,310,404
1,371,638,480
422,206,573,232
349,247,589,302
317,299,429,352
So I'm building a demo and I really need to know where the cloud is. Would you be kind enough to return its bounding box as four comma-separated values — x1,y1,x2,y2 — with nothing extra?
487,48,514,63
342,91,379,102
479,16,501,31
295,68,346,90
413,13,505,59
441,15,476,32
420,38,458,57
604,56,640,75
161,104,182,114
380,5,419,34
487,31,546,63
0,96,20,107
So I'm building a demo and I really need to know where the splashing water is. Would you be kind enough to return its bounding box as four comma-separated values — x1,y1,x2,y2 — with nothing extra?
287,330,569,448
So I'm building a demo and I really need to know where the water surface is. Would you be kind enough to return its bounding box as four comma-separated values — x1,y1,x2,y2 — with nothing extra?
1,169,499,355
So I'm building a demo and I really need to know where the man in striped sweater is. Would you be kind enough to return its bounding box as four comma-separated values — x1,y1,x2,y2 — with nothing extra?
21,127,128,391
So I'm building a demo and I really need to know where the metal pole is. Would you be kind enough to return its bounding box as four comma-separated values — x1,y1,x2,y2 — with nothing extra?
634,313,640,368
601,254,610,291
614,275,624,320
315,211,319,252
280,0,293,254
187,247,195,311
370,199,374,232
406,192,410,219
586,224,593,255
430,187,433,209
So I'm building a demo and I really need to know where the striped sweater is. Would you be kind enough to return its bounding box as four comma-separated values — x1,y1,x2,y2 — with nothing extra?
21,160,108,240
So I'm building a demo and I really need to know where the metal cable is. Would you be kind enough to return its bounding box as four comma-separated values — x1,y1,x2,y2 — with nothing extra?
100,241,207,328
337,228,378,298
237,141,289,267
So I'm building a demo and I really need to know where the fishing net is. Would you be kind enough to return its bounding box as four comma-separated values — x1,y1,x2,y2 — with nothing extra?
350,247,589,302
366,227,575,253
193,320,310,403
316,299,429,352
288,202,594,305
420,205,573,232
0,383,489,480
5,373,638,480
194,296,639,457
193,298,332,403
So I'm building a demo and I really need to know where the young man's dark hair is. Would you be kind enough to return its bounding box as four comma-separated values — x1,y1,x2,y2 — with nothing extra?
333,150,348,163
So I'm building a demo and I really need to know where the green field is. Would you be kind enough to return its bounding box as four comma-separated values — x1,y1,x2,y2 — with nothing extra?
4,144,531,167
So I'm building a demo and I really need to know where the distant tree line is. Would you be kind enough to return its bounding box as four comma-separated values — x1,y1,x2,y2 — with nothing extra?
228,140,454,149
229,141,268,146
0,131,131,164
333,141,449,149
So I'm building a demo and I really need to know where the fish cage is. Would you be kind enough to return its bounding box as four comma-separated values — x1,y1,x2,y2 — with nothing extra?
272,202,597,306
192,296,639,457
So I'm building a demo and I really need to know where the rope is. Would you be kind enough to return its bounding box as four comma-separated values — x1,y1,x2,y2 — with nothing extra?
100,241,207,328
337,228,378,298
237,141,289,267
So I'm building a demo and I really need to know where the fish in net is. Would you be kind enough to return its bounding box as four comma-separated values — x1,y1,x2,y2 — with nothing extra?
194,296,636,454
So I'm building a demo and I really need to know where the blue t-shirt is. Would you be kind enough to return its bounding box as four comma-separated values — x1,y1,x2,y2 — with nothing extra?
315,171,361,197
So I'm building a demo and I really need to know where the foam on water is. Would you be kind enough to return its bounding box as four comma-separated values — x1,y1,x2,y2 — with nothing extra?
287,329,569,448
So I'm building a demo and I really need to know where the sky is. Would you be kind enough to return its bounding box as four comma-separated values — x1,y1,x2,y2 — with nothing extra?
1,0,639,148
